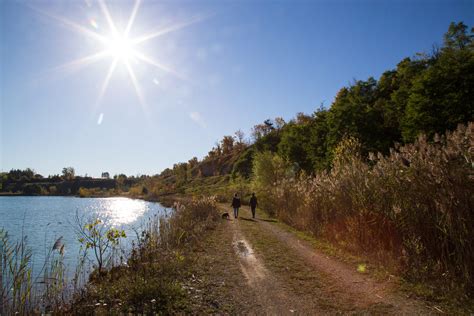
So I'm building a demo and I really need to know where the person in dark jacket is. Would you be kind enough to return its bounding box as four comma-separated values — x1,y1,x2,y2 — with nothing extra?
231,193,241,219
249,193,258,219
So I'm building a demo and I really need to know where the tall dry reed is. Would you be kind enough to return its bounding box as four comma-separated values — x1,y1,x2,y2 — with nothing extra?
268,123,473,292
0,230,68,315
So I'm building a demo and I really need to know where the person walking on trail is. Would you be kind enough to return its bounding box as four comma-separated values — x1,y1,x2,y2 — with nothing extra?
231,193,241,219
249,193,258,219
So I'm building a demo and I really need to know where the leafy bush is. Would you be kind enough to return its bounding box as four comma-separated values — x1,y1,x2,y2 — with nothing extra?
251,151,294,215
75,217,126,274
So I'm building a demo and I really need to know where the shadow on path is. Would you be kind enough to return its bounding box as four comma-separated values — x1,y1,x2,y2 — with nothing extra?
239,217,257,222
260,218,278,223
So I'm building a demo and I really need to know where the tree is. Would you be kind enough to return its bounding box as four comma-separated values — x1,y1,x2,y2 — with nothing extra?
75,215,126,274
325,78,383,155
115,174,127,189
234,129,246,151
188,157,199,168
24,168,35,179
101,172,110,179
213,142,222,156
61,167,75,180
251,119,275,141
7,168,35,181
221,135,235,154
274,117,286,129
443,22,472,50
173,163,188,187
402,22,474,141
232,147,255,179
308,108,331,170
278,122,313,172
251,151,289,215
23,184,42,195
295,112,312,125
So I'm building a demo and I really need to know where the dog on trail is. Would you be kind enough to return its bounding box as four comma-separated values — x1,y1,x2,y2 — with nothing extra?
221,212,230,220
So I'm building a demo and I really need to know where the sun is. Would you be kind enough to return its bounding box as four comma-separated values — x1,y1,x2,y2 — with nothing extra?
106,35,135,63
34,0,211,107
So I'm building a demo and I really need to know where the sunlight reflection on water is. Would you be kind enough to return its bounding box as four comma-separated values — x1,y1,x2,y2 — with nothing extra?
0,196,167,276
97,197,148,225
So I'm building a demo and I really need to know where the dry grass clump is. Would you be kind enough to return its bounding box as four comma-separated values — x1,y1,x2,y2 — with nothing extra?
165,197,220,247
272,123,474,293
73,196,220,314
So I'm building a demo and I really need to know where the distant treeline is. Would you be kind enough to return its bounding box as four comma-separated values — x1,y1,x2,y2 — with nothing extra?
0,167,141,196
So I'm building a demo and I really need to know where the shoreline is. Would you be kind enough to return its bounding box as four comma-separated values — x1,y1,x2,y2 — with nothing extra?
0,192,183,208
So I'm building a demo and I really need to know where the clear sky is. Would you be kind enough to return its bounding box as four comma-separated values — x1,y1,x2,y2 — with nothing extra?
1,0,473,177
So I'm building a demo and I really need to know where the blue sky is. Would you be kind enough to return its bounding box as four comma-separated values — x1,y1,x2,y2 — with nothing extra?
1,0,473,177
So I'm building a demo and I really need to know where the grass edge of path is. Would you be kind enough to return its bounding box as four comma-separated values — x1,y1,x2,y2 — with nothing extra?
245,206,474,315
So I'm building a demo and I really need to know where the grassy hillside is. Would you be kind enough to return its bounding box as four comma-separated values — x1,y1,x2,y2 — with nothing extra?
134,22,473,201
127,22,474,299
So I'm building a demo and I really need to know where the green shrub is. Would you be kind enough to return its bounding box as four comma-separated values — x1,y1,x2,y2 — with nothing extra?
251,151,293,216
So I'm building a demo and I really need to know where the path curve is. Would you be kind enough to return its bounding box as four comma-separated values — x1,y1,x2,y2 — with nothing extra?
219,204,435,315
227,216,317,315
258,218,432,314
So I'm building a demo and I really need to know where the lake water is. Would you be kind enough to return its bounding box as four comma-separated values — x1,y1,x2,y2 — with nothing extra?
0,196,168,277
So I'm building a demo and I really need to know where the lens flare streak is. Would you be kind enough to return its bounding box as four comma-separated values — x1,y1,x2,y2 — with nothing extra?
124,60,147,110
97,57,119,106
49,51,110,75
132,13,213,45
33,0,208,107
134,51,188,81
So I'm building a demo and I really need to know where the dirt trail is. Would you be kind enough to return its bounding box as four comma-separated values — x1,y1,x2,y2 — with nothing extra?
258,219,430,314
228,214,320,314
217,204,434,315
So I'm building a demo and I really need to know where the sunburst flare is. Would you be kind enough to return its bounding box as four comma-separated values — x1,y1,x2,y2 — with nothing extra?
32,0,210,107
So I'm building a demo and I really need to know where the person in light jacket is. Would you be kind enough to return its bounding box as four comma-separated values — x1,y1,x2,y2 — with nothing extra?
231,193,241,219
